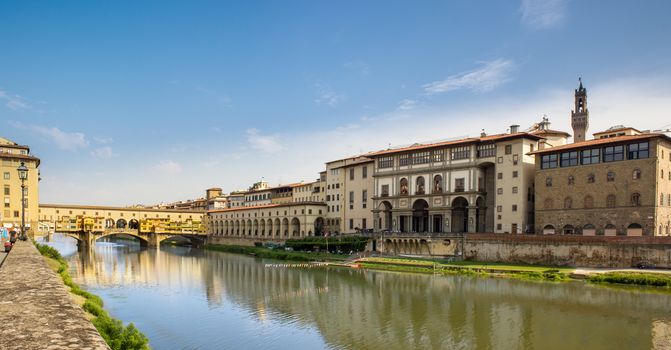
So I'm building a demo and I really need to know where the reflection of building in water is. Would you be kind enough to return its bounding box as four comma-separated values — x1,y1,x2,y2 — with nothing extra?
66,232,671,350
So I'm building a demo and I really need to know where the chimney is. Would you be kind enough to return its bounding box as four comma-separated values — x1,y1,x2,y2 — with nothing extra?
510,124,520,134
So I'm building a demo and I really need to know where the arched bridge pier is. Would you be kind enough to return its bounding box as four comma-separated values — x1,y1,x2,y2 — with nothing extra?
65,229,207,248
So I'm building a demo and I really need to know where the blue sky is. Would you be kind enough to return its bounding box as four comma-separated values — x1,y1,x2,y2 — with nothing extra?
2,0,671,205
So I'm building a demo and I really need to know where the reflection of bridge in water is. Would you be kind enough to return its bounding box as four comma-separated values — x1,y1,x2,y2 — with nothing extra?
66,236,671,350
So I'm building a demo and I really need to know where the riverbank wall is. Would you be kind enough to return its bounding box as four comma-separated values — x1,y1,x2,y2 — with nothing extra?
463,234,671,268
0,241,109,349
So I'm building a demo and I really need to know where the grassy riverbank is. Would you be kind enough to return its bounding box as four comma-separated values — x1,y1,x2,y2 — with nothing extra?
355,257,572,281
35,243,150,350
204,244,350,261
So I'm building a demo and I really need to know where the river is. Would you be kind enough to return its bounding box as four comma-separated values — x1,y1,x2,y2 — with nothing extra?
38,233,671,350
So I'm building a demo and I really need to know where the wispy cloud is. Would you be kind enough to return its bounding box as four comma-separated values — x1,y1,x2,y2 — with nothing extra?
397,99,418,111
245,128,283,154
314,83,343,107
520,0,567,29
423,59,515,94
90,146,116,160
0,89,29,110
10,121,89,151
153,160,182,174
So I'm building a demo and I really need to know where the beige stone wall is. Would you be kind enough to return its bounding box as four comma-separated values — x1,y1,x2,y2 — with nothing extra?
493,138,537,234
463,234,671,268
656,139,671,235
325,161,345,233
343,160,374,233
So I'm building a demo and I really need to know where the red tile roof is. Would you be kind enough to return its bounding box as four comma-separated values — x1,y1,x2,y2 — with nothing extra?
365,132,543,157
208,201,326,213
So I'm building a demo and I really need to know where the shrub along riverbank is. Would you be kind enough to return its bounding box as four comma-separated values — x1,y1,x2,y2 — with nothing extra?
35,243,150,350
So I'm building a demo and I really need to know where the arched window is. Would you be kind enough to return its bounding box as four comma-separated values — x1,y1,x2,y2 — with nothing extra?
668,194,671,206
544,198,553,209
663,169,666,179
433,175,443,193
545,177,553,187
568,175,575,185
415,176,425,195
564,197,573,209
631,193,641,207
607,171,615,182
632,169,641,180
661,193,665,206
400,178,409,195
587,173,595,183
584,195,594,208
606,194,616,208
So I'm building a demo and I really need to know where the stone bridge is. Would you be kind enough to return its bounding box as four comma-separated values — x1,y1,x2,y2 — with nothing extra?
63,228,208,248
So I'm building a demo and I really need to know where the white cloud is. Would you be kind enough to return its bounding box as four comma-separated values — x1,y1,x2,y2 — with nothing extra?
93,137,114,145
245,128,283,154
153,160,182,174
90,146,116,160
314,83,343,107
423,59,515,94
0,89,29,110
397,99,417,111
37,75,671,206
11,121,89,151
520,0,567,29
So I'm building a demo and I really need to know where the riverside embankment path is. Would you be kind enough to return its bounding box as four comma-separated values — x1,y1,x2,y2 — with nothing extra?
0,240,109,350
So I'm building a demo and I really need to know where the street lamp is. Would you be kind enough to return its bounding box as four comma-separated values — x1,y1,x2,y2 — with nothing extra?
17,162,28,241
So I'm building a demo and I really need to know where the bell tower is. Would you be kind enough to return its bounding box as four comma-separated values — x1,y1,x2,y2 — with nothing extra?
571,78,589,143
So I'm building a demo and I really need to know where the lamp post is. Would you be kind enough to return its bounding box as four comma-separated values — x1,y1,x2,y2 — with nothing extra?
17,162,28,241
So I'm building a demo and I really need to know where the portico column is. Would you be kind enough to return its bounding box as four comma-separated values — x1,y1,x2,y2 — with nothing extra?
467,206,477,233
373,211,380,231
444,209,452,233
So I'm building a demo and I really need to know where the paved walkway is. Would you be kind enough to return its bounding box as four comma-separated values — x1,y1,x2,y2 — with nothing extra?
0,241,109,349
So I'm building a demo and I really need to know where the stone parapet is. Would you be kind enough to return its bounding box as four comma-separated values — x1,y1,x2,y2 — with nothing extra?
0,241,109,349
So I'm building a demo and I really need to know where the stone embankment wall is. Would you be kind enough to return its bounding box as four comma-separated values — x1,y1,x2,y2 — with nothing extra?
464,234,671,268
0,241,109,350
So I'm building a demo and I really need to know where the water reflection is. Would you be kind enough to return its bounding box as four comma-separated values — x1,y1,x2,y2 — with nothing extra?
42,234,671,350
